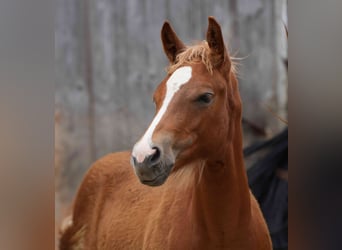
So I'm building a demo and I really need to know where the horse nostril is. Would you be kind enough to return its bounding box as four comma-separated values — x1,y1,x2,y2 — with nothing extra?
150,147,161,164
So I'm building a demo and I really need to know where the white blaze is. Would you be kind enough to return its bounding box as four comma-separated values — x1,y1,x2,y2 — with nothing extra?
132,66,192,163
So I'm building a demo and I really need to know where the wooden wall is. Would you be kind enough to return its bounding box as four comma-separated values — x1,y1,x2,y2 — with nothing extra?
55,0,287,230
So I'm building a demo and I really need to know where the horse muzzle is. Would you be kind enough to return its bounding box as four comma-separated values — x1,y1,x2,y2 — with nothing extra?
131,146,174,186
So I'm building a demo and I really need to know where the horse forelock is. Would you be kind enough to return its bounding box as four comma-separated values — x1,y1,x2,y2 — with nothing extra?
166,41,238,76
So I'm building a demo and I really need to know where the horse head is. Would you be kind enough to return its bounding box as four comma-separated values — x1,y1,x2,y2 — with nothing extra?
131,17,240,186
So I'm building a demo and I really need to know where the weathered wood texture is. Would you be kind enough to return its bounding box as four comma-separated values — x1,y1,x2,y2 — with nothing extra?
55,0,287,233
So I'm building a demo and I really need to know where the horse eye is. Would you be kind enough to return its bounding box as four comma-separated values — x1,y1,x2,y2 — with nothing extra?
196,93,214,104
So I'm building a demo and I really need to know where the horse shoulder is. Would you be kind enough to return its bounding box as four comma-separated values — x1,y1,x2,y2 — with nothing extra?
59,151,133,250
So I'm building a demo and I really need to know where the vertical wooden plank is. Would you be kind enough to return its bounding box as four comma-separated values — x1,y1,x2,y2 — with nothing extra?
55,0,93,202
234,0,287,144
83,0,96,161
55,0,95,242
274,0,288,124
91,0,130,159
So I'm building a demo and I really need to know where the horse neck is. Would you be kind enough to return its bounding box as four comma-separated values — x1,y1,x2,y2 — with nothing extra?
191,76,251,237
193,128,250,230
163,72,251,239
162,123,251,246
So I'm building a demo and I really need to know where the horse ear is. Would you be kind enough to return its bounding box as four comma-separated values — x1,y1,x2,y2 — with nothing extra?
161,21,185,63
206,17,230,69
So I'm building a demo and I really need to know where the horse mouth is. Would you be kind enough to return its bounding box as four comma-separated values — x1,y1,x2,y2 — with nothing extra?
139,163,174,186
140,174,167,186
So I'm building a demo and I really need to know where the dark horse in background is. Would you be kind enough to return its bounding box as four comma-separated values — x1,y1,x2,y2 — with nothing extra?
245,128,288,250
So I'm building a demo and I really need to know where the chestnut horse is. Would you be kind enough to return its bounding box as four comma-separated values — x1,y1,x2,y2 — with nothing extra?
59,17,272,250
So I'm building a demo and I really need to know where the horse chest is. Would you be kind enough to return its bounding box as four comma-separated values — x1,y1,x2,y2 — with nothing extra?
143,214,194,249
140,196,203,249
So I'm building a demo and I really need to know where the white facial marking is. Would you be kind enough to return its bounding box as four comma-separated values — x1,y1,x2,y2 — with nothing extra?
132,66,192,163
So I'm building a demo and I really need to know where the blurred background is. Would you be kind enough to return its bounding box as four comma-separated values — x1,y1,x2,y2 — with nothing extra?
55,0,287,247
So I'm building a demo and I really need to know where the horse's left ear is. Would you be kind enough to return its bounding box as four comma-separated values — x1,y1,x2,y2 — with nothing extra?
161,21,186,63
206,17,230,70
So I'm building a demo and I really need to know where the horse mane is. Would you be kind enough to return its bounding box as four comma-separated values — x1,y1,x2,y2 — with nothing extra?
166,41,237,75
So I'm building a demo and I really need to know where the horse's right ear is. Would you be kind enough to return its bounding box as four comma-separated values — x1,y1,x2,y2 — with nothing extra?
161,21,185,63
206,17,230,69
